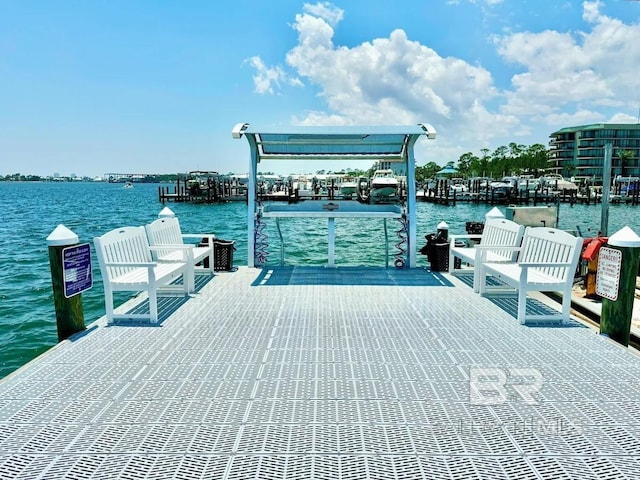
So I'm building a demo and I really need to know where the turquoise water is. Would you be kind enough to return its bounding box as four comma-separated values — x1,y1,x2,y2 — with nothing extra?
1,181,637,379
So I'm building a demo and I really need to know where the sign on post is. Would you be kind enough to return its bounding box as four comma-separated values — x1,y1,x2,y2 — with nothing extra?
595,246,622,301
62,243,93,298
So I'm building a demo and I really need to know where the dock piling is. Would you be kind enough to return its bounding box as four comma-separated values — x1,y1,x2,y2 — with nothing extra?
46,225,87,341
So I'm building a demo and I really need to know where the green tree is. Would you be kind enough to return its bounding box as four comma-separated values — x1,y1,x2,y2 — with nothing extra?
617,149,635,178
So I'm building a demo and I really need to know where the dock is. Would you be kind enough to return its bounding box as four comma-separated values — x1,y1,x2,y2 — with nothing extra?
2,266,640,479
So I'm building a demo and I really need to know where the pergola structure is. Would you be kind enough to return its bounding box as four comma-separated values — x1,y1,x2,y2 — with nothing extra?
232,123,437,268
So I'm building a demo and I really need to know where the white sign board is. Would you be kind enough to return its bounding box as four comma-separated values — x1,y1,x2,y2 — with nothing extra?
595,246,622,301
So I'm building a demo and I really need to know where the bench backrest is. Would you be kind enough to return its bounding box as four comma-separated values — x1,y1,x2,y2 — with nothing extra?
145,217,185,259
518,227,582,281
94,226,152,280
481,218,526,261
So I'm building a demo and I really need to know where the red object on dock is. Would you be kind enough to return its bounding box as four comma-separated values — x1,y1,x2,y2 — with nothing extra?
582,236,608,261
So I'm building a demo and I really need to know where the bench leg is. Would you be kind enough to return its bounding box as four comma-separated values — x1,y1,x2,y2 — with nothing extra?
149,290,158,323
186,264,195,293
104,289,115,324
472,264,481,293
517,287,527,324
561,286,571,324
478,267,487,295
206,251,214,274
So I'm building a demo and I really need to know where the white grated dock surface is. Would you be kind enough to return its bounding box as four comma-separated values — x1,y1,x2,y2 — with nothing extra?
2,267,640,479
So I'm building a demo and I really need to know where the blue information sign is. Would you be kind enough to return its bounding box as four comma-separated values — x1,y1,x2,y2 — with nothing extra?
62,243,93,298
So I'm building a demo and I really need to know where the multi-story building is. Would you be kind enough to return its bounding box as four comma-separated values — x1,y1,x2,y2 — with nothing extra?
548,123,640,184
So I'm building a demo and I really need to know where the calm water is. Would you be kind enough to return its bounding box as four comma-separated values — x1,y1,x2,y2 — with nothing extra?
1,181,637,379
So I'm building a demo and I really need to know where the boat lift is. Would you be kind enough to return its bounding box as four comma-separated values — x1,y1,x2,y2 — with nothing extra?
232,123,437,268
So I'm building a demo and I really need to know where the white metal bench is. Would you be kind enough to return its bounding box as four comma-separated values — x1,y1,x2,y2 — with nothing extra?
144,217,215,293
478,227,583,324
449,218,525,292
94,226,189,324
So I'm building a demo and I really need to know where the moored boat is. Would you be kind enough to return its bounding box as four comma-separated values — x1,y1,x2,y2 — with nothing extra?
540,173,578,191
369,169,398,202
339,177,359,198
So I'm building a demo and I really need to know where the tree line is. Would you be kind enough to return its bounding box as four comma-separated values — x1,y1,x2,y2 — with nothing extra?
416,143,550,183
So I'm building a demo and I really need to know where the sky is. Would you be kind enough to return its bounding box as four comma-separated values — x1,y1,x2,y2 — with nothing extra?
1,0,640,178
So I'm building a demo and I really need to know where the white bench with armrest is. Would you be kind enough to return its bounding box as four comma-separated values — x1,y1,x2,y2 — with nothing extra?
145,216,214,293
478,226,583,324
449,218,526,292
94,226,190,324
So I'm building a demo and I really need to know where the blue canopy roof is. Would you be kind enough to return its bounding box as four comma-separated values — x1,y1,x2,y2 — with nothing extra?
232,123,436,162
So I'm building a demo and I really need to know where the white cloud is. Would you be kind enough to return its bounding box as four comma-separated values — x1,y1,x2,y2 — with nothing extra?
283,9,518,157
248,1,639,165
246,56,302,95
608,112,639,124
302,1,344,27
494,1,640,128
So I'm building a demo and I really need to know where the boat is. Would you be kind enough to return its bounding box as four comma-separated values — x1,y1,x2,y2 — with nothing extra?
123,181,133,189
540,173,578,191
187,170,219,196
339,177,359,198
486,180,513,199
517,174,540,193
369,169,399,202
449,178,467,194
615,175,640,197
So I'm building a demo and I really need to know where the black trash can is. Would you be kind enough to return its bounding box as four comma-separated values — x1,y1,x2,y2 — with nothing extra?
430,242,450,272
213,239,236,271
421,233,451,271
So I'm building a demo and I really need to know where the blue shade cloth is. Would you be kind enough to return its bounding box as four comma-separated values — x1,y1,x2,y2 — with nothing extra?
251,266,454,287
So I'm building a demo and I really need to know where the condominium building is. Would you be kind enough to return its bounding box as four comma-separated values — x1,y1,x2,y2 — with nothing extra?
548,123,640,183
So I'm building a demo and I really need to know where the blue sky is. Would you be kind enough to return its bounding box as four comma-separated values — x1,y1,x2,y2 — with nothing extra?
1,0,639,177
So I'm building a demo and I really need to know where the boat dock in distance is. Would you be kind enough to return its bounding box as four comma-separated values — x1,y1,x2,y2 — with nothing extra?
158,173,640,206
420,177,640,206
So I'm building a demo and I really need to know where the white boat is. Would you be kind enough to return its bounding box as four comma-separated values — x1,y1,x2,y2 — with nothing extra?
517,175,540,192
369,169,398,202
540,173,578,191
449,178,467,194
339,178,358,198
123,181,133,189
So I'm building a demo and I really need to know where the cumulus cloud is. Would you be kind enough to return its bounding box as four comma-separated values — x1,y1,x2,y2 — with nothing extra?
494,0,640,129
246,56,302,95
247,1,639,164
283,4,519,157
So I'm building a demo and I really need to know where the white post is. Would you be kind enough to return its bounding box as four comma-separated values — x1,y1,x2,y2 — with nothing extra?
158,207,175,218
327,217,336,267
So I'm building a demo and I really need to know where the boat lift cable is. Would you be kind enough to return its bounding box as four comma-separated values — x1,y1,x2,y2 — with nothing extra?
394,214,408,269
254,202,269,267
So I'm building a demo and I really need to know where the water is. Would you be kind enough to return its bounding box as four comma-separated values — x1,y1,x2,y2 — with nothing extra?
1,181,637,379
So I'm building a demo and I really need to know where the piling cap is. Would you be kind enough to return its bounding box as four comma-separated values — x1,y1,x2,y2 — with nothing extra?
608,226,640,248
485,207,505,219
158,207,176,218
437,221,448,230
46,224,79,247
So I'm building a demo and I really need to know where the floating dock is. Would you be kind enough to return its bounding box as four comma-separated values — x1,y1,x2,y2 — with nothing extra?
2,267,640,479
